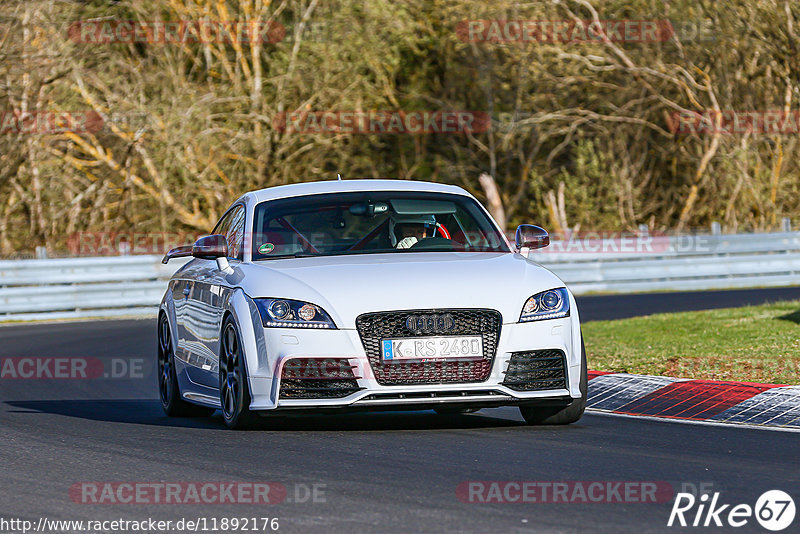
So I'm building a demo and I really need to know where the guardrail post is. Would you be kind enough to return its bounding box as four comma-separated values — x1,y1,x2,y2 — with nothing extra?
782,217,792,232
711,222,721,235
35,246,48,259
638,224,649,237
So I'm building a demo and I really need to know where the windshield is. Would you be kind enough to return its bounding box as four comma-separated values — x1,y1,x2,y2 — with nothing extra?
251,191,509,260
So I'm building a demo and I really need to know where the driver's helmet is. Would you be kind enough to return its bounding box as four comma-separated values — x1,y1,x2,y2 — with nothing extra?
389,213,437,247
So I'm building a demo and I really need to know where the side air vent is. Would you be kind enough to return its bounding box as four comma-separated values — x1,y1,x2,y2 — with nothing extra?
502,349,567,391
279,358,363,399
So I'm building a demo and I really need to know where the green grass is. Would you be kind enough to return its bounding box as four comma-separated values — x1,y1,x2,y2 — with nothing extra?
582,300,800,384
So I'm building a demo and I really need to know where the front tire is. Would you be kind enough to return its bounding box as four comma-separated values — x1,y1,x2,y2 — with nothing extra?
219,316,259,429
519,337,588,425
157,314,215,418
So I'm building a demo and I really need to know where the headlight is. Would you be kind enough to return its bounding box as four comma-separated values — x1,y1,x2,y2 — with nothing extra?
519,288,570,322
254,298,337,329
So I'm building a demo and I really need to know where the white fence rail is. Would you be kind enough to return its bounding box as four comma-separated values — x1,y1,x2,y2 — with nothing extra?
0,256,190,321
1,232,799,321
529,231,800,294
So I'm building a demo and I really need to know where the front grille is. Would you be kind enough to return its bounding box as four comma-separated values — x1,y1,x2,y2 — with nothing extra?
502,349,567,391
279,358,363,399
355,309,502,385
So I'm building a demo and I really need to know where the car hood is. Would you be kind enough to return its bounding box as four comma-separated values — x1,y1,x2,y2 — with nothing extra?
237,252,566,328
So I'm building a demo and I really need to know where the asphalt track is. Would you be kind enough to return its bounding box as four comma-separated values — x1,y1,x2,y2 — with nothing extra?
1,287,799,533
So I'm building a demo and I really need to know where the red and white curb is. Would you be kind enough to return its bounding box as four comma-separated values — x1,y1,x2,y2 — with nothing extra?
586,371,800,430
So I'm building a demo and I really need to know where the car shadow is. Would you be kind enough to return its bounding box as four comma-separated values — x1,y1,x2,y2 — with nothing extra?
4,399,532,431
5,399,222,429
777,308,800,324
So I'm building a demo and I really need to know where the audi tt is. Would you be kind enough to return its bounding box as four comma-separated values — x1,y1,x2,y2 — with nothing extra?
158,179,586,429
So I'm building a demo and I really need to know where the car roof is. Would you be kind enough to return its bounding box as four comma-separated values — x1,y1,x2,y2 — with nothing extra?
247,179,473,204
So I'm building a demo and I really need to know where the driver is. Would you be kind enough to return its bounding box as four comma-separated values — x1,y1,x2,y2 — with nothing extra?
390,214,437,249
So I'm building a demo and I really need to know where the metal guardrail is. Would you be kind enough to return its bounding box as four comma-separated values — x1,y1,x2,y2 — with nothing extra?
529,231,800,294
1,232,799,321
0,256,190,322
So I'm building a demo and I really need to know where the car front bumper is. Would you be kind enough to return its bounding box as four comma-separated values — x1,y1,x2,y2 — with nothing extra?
244,314,583,412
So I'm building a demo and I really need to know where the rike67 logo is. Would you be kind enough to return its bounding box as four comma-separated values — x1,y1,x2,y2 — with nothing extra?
668,490,795,531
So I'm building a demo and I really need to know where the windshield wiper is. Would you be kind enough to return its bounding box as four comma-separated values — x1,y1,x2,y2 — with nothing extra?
254,252,320,260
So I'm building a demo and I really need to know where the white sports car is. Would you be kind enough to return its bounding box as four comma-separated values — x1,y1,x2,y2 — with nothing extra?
159,179,586,429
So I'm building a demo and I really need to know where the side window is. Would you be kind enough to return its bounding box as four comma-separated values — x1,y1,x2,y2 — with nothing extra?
225,206,245,260
212,212,231,236
212,205,245,260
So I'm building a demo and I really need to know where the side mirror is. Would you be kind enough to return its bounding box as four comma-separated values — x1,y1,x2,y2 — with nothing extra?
515,225,549,250
161,245,192,264
193,234,234,274
191,234,228,259
161,235,229,265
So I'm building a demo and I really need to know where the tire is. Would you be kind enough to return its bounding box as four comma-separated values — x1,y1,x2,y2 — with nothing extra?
519,336,588,425
219,316,259,429
157,314,215,418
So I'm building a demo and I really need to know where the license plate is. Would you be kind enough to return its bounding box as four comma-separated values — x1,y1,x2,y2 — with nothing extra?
381,336,484,362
